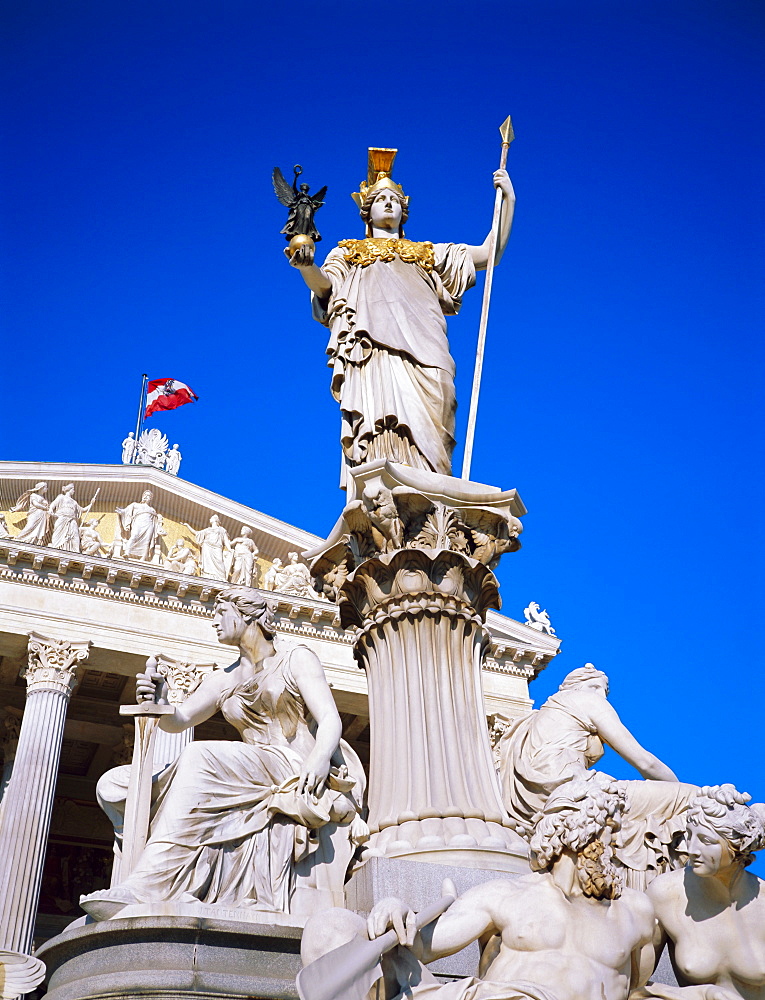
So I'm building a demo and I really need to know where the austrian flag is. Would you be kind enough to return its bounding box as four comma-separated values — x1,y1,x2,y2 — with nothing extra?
144,378,198,419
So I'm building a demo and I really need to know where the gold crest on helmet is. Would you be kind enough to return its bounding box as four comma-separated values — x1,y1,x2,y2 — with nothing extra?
351,147,409,210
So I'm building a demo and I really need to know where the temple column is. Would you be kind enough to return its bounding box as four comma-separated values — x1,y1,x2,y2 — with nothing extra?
0,632,91,995
348,548,514,854
308,460,529,865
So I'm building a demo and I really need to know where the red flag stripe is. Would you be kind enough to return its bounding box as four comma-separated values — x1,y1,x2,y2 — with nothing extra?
144,378,198,419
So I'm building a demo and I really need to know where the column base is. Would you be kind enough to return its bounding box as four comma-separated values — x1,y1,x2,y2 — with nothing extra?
0,949,46,1000
362,817,529,872
344,855,530,978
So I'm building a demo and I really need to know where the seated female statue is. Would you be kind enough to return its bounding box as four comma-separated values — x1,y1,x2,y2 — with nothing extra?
636,785,765,1000
81,589,366,919
499,663,697,888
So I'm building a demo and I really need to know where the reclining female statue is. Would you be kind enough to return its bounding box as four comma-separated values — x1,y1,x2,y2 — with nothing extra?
499,664,697,888
81,589,367,919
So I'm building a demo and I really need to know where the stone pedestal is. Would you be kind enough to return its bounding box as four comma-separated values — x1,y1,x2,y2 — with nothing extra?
345,855,527,978
308,461,528,863
37,915,302,1000
0,633,90,994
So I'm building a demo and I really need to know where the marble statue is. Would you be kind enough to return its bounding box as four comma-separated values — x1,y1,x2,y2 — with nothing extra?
263,557,287,592
163,537,198,576
280,551,317,598
107,531,124,560
498,664,697,888
184,514,232,580
116,490,161,562
302,772,656,1000
10,482,50,545
288,148,515,488
164,443,182,476
79,518,107,557
0,514,10,539
636,785,765,1000
229,527,259,586
121,432,137,464
136,428,169,469
151,514,168,564
523,601,556,635
49,484,99,552
80,590,367,919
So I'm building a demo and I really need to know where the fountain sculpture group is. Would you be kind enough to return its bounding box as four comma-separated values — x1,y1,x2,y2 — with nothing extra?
3,147,762,1000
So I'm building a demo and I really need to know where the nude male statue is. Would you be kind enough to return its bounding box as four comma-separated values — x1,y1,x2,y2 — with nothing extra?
301,772,655,1000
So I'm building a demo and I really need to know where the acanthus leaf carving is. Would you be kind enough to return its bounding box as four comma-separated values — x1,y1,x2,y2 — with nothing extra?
24,632,92,694
307,465,524,603
153,654,217,705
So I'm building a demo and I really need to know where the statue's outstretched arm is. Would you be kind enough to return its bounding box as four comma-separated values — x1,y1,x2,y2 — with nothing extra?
591,697,679,781
286,242,332,298
467,169,516,270
368,884,497,964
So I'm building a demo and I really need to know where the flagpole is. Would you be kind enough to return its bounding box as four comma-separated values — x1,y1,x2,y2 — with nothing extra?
461,116,514,482
132,374,149,464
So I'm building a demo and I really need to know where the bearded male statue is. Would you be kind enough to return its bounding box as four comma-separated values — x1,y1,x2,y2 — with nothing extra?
301,772,656,1000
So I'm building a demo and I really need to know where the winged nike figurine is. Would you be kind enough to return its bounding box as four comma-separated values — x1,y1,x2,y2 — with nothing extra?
272,164,327,242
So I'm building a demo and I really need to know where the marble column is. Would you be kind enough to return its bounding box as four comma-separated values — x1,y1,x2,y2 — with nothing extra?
308,460,529,864
0,632,90,995
348,548,515,855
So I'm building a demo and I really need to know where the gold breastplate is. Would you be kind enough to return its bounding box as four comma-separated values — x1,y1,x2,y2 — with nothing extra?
338,238,434,271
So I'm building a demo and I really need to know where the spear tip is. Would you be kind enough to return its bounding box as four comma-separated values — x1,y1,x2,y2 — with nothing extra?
499,116,515,145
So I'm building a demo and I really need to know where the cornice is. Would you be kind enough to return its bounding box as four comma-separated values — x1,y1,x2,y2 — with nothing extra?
0,539,554,679
0,537,343,629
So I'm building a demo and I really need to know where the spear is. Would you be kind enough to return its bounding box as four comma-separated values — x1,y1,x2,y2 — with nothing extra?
461,116,515,482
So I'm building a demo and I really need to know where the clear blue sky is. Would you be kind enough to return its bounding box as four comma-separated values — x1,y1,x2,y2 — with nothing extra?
2,1,763,866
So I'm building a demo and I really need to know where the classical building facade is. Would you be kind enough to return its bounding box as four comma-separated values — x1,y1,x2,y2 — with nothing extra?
0,461,559,953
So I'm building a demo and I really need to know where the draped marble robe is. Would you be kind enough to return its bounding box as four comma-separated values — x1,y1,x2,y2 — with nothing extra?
49,492,88,551
498,689,697,889
12,492,50,545
312,241,476,489
89,646,366,914
118,499,159,561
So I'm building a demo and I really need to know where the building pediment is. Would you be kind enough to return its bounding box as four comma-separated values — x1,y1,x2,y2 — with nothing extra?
0,461,320,578
0,460,559,703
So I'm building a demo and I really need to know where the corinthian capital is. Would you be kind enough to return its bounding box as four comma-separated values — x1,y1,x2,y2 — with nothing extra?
306,460,525,606
24,633,92,694
153,654,216,705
